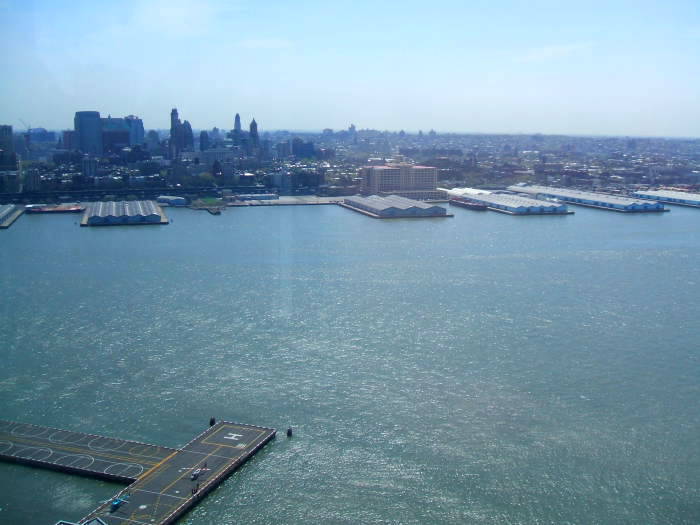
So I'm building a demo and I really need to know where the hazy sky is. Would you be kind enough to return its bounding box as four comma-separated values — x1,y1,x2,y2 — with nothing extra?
1,0,699,136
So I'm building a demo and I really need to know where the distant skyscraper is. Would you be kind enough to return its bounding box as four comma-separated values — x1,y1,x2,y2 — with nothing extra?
291,137,314,158
0,125,17,169
62,130,76,150
101,116,131,154
145,130,160,151
74,111,103,155
199,130,210,151
182,120,194,151
169,108,184,159
232,113,242,146
124,115,145,146
0,125,14,156
249,119,259,149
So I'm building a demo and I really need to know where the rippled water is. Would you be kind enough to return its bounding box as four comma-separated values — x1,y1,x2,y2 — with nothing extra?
1,204,699,524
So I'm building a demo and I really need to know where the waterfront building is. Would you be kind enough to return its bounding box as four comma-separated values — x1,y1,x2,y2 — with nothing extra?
632,190,700,207
157,195,187,206
343,195,448,218
233,193,279,201
84,200,165,225
360,163,442,200
74,111,103,155
455,192,569,215
510,185,665,212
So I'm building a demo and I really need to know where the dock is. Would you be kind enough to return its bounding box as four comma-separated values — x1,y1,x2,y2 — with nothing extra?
0,204,24,229
0,419,275,525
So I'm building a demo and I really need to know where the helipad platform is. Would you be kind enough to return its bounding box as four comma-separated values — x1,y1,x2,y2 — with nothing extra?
0,419,276,525
0,420,175,482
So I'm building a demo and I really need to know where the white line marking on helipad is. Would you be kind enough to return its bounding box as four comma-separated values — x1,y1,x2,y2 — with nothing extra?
133,488,187,500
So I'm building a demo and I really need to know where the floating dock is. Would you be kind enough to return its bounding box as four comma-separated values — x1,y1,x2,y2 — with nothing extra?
0,419,275,525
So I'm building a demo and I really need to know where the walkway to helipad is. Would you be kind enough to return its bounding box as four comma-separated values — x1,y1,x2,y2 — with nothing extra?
0,419,275,525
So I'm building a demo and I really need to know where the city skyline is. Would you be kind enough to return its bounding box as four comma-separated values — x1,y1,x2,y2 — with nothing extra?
1,1,699,137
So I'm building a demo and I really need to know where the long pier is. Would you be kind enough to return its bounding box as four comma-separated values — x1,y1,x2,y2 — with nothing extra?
0,419,276,525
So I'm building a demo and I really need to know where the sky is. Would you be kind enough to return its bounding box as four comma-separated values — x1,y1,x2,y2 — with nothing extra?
1,0,699,137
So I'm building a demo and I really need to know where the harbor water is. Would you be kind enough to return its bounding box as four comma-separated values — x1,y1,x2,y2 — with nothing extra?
1,204,699,524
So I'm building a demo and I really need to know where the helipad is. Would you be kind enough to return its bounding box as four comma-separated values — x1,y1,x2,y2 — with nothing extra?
0,419,275,524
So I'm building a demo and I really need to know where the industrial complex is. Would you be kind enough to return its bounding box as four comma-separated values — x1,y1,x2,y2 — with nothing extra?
341,195,450,218
509,185,667,212
632,189,700,208
81,200,169,226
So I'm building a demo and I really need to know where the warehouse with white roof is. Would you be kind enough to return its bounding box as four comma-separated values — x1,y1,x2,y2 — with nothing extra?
461,193,569,215
632,190,700,208
342,195,449,218
82,200,168,226
509,185,666,212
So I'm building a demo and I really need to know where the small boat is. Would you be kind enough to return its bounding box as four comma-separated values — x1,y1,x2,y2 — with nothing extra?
449,197,487,211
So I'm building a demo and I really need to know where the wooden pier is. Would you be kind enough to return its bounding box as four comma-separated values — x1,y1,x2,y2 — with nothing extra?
0,419,275,525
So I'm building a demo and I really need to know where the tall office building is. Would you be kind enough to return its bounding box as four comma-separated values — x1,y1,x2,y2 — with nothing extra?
291,137,314,158
0,125,14,155
231,113,242,146
249,119,259,149
169,108,184,159
0,125,17,169
199,131,210,151
62,130,76,150
101,116,130,154
182,120,194,151
74,111,103,155
124,115,145,146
